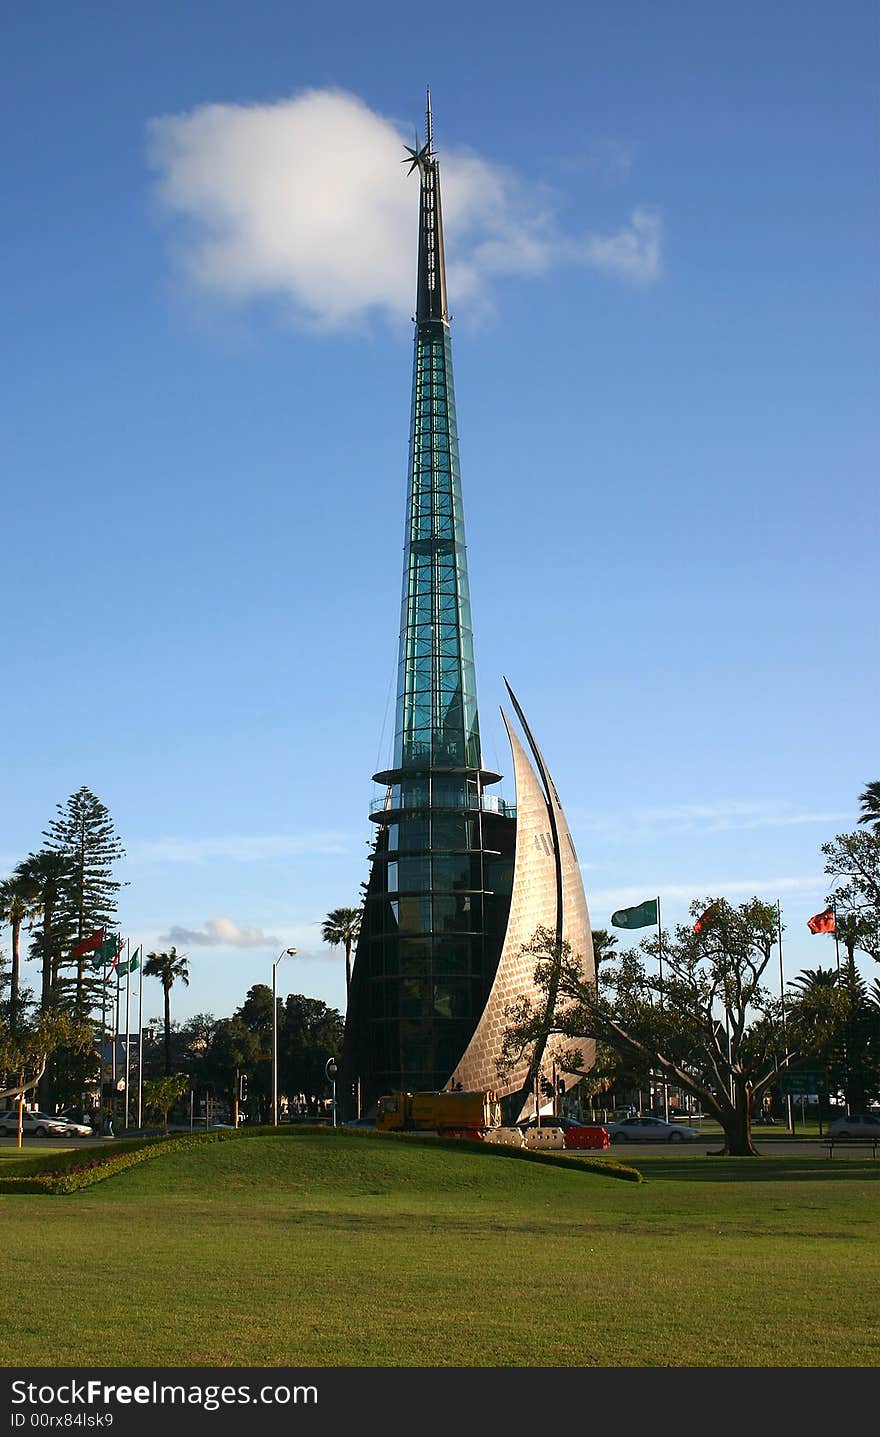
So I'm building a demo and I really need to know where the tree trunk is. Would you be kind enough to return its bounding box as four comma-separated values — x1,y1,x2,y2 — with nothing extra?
164,983,172,1076
717,1084,758,1156
10,916,21,1035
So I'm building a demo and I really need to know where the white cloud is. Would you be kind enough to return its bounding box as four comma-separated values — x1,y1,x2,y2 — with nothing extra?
572,801,849,840
586,875,824,912
577,207,662,284
162,917,282,948
128,832,351,864
147,87,662,327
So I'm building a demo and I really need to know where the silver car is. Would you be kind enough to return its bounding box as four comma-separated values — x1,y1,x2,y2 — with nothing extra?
0,1110,69,1138
826,1113,880,1139
604,1116,701,1144
52,1116,94,1137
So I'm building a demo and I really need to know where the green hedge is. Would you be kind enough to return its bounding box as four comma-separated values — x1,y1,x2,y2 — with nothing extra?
0,1131,236,1194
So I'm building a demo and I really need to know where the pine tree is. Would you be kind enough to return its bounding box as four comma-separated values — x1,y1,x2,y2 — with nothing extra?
43,787,125,1014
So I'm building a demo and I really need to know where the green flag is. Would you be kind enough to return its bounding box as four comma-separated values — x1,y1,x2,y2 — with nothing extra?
611,898,659,930
118,947,141,978
90,936,119,971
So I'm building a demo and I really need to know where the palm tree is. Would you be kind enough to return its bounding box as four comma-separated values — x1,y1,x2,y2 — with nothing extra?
143,947,190,1075
0,874,39,1035
788,966,839,998
857,781,880,833
321,907,362,1001
590,928,618,969
14,851,70,1014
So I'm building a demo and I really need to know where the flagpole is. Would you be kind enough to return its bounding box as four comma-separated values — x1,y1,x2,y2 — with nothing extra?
112,957,120,1126
777,899,794,1133
137,952,144,1129
832,896,840,973
100,952,108,1128
124,939,132,1130
657,895,669,1123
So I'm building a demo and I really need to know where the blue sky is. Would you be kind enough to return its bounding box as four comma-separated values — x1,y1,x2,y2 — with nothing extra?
2,2,877,1026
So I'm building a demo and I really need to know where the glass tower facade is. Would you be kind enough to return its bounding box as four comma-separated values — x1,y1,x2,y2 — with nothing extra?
341,105,516,1110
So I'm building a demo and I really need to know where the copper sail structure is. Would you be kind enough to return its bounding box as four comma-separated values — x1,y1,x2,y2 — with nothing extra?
341,97,594,1118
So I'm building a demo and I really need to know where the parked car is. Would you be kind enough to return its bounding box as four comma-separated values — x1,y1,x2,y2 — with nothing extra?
0,1110,70,1138
603,1116,701,1144
826,1113,880,1139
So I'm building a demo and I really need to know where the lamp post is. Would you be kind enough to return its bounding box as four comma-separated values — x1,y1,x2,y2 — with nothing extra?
272,947,297,1126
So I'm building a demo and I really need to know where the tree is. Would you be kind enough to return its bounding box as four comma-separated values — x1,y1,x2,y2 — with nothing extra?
590,928,618,969
321,907,362,1000
279,994,345,1110
43,787,125,1013
143,1074,190,1134
0,874,39,1035
232,985,282,1119
500,901,789,1157
205,1016,261,1110
821,829,880,964
0,1009,94,1108
857,781,880,833
15,850,72,1014
143,948,190,1075
789,959,880,1112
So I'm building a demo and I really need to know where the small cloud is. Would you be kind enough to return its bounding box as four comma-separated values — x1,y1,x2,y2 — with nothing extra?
577,206,662,285
587,875,824,912
129,832,351,864
147,87,663,328
573,801,849,841
162,917,282,949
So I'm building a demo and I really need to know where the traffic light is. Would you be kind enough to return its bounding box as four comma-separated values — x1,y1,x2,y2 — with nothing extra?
238,1072,248,1103
540,1077,553,1098
557,1079,565,1096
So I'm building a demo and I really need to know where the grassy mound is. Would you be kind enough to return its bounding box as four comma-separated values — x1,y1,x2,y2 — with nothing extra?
0,1124,641,1194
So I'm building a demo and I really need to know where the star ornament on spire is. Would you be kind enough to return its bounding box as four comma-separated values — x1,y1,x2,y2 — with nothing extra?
403,140,431,176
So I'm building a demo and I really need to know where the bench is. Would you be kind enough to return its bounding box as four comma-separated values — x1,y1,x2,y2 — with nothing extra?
821,1136,879,1158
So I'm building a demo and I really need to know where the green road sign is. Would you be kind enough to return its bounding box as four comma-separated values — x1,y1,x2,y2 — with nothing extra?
779,1070,828,1095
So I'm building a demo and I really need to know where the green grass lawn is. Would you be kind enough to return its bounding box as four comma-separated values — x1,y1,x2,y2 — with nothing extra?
2,1130,878,1367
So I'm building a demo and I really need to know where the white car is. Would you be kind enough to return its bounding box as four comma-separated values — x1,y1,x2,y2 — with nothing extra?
0,1110,70,1138
604,1116,701,1144
53,1116,94,1137
827,1113,880,1140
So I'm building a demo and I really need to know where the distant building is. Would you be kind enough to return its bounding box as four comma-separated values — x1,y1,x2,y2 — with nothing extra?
341,97,594,1119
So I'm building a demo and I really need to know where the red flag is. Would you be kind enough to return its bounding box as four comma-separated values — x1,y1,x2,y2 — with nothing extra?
694,900,722,933
807,907,835,935
71,929,104,959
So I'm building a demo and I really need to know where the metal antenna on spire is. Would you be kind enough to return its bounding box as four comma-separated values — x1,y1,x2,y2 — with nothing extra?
425,86,433,158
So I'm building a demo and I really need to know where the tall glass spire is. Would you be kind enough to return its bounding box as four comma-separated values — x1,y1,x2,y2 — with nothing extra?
394,92,480,772
342,95,516,1105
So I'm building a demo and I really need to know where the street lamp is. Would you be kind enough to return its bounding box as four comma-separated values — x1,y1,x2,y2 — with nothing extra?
272,947,297,1126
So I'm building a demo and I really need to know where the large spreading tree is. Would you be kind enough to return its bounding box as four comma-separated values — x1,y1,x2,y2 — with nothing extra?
500,900,790,1156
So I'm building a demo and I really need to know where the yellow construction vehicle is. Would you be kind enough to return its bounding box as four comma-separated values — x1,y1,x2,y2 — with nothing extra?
376,1089,502,1135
